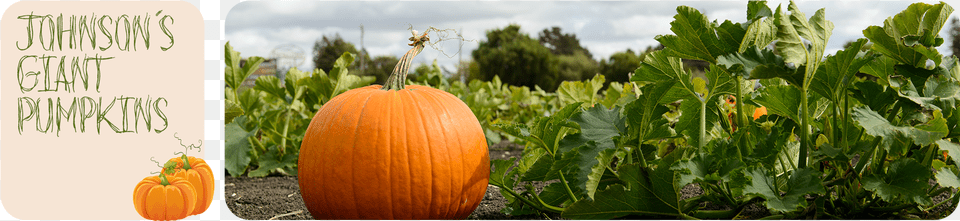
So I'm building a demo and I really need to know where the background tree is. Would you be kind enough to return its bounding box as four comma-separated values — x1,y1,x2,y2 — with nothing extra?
557,51,599,82
360,55,399,85
539,26,593,58
473,24,560,91
600,49,642,84
600,45,662,85
313,34,360,73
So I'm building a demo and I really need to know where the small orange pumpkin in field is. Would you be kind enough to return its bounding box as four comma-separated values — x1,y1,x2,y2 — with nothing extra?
133,173,197,220
298,31,489,219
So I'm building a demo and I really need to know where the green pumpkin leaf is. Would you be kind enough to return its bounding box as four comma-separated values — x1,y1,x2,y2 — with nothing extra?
248,146,299,177
860,55,898,87
631,50,686,84
489,158,517,188
224,100,244,125
224,42,265,90
254,75,287,101
672,146,746,187
551,105,625,198
329,52,354,80
741,2,777,52
717,46,799,84
655,6,743,64
862,2,953,68
850,80,899,114
674,97,721,149
742,166,825,213
560,105,626,153
753,85,801,122
600,82,624,108
624,82,677,142
562,152,683,219
934,167,960,188
852,106,948,155
937,139,960,166
862,158,934,206
226,121,256,177
558,74,605,108
810,38,878,103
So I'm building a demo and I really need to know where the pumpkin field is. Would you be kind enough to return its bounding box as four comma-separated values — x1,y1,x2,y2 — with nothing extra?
225,1,960,219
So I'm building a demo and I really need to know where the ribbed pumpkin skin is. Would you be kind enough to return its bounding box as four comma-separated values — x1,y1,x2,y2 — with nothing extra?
164,156,215,215
298,85,490,219
133,176,198,220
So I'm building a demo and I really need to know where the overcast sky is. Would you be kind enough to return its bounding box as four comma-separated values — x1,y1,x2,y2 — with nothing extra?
225,1,958,73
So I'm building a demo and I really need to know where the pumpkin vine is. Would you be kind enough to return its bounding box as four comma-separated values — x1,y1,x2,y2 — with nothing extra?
171,132,203,170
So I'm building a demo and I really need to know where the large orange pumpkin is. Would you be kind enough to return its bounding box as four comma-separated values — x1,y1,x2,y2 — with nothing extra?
298,84,490,219
164,156,215,215
133,173,198,220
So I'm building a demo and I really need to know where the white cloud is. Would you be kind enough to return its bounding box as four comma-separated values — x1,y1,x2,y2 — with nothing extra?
226,1,960,72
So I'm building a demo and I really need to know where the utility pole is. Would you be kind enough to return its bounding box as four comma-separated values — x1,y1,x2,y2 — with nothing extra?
359,24,365,73
459,27,465,83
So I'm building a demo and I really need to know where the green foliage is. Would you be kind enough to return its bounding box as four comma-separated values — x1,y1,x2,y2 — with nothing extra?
224,43,373,177
557,74,605,108
488,1,960,219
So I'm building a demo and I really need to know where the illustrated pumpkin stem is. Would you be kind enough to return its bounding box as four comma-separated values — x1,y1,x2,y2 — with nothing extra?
173,132,203,170
159,172,171,186
382,30,429,91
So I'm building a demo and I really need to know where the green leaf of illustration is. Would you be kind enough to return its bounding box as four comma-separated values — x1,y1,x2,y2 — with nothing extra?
862,158,934,206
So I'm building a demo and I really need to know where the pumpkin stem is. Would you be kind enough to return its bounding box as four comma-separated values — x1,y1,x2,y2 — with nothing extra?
382,30,429,91
159,172,171,186
172,132,202,170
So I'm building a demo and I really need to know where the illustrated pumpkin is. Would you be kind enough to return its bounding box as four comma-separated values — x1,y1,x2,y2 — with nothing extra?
133,173,198,220
163,155,215,215
298,31,489,219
